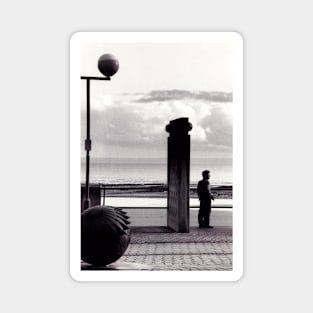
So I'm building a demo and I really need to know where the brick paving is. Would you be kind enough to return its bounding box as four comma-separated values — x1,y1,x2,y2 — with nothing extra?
118,226,233,271
121,254,232,271
130,226,232,243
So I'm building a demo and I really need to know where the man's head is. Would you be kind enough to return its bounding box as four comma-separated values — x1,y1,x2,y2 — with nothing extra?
202,170,210,180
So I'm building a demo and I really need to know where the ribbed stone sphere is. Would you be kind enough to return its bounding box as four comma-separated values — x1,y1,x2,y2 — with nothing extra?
81,205,131,266
98,54,119,77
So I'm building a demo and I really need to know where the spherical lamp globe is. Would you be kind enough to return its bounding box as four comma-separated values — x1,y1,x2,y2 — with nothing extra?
98,54,119,77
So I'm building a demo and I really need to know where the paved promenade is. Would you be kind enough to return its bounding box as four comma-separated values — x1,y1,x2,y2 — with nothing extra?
120,226,232,270
81,210,233,271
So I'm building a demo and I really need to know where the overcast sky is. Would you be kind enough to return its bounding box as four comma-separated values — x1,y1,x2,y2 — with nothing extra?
80,42,233,159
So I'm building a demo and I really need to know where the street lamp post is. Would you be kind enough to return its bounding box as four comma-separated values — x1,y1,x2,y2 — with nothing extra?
81,54,119,210
80,54,131,267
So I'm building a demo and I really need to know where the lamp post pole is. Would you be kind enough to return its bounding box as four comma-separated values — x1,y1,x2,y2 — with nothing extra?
81,76,110,210
81,54,119,211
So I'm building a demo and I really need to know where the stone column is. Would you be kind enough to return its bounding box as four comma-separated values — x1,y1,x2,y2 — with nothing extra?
166,118,192,232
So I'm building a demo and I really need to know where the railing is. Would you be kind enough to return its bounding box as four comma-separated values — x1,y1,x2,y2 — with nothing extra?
81,183,233,210
106,205,233,209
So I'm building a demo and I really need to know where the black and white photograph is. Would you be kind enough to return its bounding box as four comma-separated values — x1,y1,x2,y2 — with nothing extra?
70,32,243,281
4,0,313,310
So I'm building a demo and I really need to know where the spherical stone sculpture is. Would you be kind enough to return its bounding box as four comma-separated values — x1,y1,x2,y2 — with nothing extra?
98,54,119,77
81,205,131,266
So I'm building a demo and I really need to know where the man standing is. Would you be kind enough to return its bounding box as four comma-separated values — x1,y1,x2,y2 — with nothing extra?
197,170,214,228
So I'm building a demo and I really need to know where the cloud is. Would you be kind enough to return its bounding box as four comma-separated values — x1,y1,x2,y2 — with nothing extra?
81,90,232,158
135,90,232,103
200,105,233,147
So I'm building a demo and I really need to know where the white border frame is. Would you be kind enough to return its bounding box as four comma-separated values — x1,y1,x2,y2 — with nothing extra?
70,32,243,282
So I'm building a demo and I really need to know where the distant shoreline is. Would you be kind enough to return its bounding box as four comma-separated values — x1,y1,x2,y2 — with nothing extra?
81,183,233,199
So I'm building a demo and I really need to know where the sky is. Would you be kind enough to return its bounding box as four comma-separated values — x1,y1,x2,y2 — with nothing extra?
80,42,233,159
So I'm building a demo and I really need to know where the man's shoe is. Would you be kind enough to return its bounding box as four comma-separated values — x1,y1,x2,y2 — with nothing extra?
204,225,214,228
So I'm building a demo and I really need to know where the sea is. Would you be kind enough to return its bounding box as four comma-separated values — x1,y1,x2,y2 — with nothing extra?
81,157,232,186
